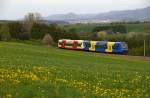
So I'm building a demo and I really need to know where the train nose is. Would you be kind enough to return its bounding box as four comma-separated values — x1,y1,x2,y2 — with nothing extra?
122,49,128,54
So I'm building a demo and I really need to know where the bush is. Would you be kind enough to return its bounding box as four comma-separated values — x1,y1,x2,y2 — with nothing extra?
112,25,127,33
19,32,30,40
97,31,107,40
8,22,23,39
31,23,49,39
0,24,11,41
92,25,127,33
62,32,80,40
42,33,54,47
88,32,99,40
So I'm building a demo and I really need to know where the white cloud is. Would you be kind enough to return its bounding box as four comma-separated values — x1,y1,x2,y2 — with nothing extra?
0,0,150,20
0,0,6,13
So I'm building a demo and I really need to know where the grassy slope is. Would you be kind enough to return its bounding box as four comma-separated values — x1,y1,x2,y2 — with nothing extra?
125,23,150,32
0,42,150,98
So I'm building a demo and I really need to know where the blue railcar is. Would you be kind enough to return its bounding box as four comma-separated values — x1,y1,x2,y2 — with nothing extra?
95,41,107,53
113,42,128,54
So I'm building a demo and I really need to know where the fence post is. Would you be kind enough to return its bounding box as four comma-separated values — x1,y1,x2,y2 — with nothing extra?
144,40,146,56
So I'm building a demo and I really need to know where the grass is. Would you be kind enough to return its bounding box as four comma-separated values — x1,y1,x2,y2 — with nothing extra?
124,23,150,33
0,42,150,98
60,22,150,33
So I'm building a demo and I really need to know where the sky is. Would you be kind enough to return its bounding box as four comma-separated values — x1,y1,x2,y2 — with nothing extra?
0,0,150,20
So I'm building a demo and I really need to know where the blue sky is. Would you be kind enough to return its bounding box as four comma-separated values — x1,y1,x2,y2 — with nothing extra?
0,0,150,20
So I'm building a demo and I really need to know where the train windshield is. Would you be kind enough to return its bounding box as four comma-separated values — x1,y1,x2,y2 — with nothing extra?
121,42,128,49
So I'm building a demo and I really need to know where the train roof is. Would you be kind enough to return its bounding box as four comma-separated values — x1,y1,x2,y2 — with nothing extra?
58,39,127,43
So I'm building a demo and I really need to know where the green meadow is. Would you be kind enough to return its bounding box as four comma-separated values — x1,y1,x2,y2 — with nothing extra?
0,42,150,98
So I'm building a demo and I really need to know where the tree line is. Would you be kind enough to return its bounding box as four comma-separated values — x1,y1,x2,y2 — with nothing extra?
92,25,127,33
0,13,79,43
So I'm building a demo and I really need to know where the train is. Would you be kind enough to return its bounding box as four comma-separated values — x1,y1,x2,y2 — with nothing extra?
58,39,128,54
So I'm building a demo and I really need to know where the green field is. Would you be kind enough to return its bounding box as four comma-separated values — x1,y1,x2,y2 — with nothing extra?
0,42,150,98
61,22,150,33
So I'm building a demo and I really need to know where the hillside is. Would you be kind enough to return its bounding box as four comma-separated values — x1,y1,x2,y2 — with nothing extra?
0,42,150,98
45,7,150,22
60,22,150,33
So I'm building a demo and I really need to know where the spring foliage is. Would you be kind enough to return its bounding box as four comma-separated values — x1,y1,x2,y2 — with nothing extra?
0,24,11,41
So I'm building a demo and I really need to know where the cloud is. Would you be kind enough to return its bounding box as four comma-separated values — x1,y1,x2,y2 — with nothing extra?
0,0,150,20
0,0,5,13
143,0,150,5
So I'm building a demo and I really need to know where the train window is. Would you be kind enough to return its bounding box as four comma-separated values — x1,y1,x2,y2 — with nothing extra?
113,44,119,49
96,45,101,48
59,42,62,45
77,43,82,47
96,45,107,49
66,43,72,46
85,43,91,47
121,43,128,49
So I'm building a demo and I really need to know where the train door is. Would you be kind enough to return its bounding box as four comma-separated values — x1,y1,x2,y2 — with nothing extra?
112,43,121,53
73,41,78,49
105,42,115,53
76,40,84,50
61,40,66,48
89,41,97,51
83,41,90,51
96,41,107,52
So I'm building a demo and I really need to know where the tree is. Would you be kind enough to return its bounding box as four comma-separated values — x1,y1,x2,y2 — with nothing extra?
97,31,107,40
68,28,77,33
8,22,23,39
63,32,79,40
49,24,63,42
92,26,112,32
31,23,49,39
88,32,99,40
92,25,127,33
42,33,54,47
0,24,11,41
30,22,67,42
112,25,127,33
23,13,42,37
8,22,30,40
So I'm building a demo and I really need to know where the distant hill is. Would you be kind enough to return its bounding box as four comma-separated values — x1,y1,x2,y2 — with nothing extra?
45,13,96,21
94,7,150,21
45,7,150,23
42,20,69,24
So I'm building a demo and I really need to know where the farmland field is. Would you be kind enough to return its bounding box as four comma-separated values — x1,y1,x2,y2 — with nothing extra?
60,22,150,33
0,42,150,98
